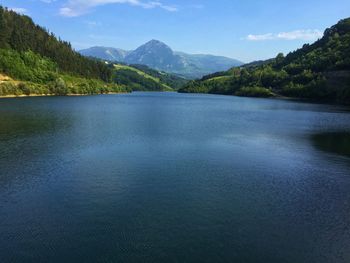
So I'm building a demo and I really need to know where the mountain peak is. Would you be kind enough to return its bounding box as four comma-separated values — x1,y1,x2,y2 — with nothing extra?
140,39,171,51
145,39,167,45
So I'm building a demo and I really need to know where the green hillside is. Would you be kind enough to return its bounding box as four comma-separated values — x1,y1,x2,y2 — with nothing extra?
111,64,187,91
129,64,188,90
112,64,172,91
179,18,350,104
0,48,129,96
0,6,129,97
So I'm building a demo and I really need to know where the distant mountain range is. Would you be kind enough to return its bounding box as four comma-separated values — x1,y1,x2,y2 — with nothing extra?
79,40,243,79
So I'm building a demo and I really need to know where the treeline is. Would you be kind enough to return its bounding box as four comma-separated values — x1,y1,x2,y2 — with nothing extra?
130,64,188,90
179,18,350,104
0,77,129,97
0,6,112,81
0,49,130,96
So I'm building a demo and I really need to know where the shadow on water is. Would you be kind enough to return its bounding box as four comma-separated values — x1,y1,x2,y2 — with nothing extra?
311,132,350,158
0,112,75,188
0,115,61,140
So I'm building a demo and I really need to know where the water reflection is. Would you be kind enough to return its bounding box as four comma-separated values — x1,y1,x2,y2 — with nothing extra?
0,103,75,188
311,132,350,158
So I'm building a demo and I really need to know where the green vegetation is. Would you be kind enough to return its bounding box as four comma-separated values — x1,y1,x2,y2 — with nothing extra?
0,75,129,97
112,67,169,91
179,18,350,104
130,64,188,90
0,6,187,95
0,6,111,81
0,6,131,96
235,87,274,97
0,48,129,97
111,64,187,91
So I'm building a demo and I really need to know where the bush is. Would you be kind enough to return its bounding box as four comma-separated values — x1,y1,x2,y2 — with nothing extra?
18,82,30,95
235,86,274,97
50,78,68,95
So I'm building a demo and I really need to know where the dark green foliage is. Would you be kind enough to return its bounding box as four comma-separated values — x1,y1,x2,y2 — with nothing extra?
179,18,350,104
0,49,56,83
130,64,188,90
0,6,131,96
200,71,228,81
235,87,274,97
178,80,211,94
18,82,30,95
311,132,350,157
0,48,129,96
112,69,166,91
49,78,68,95
0,77,129,97
0,6,111,81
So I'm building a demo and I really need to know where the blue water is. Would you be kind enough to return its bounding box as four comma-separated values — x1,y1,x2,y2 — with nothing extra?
0,92,350,263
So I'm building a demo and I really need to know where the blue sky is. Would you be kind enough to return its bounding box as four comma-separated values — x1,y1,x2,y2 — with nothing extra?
1,0,350,62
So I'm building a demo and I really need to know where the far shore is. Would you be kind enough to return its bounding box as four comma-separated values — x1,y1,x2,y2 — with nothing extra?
0,92,130,99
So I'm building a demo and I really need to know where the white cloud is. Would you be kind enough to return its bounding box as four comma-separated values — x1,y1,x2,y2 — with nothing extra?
246,29,323,41
8,7,28,14
59,0,178,17
85,21,102,26
246,33,274,41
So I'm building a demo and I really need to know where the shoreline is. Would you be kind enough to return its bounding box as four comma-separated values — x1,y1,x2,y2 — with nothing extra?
0,92,130,99
1,92,348,107
177,92,350,106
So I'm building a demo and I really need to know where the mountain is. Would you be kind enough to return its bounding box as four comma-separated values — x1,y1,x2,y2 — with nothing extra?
79,40,243,79
80,46,130,62
0,7,182,96
125,40,178,67
175,52,243,74
179,18,350,104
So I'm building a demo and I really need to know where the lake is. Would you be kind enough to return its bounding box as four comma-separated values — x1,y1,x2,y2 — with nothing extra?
0,92,350,263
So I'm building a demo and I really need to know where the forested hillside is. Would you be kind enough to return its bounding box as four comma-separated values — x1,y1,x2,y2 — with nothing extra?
0,6,111,81
179,18,350,104
0,6,131,96
0,48,130,96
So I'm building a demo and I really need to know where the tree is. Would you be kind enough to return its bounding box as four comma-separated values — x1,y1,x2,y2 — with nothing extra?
0,7,9,48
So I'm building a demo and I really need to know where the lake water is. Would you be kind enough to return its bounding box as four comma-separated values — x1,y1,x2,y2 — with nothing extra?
1,92,350,263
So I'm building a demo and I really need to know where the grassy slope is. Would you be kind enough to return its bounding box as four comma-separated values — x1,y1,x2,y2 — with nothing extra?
129,64,188,90
113,64,173,91
114,64,169,86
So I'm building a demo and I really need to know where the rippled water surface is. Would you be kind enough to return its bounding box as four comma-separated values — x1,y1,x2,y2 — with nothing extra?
1,92,350,263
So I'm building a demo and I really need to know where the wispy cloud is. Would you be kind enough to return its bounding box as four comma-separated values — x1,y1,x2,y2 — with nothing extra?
39,0,57,3
245,29,323,41
8,7,28,14
84,20,103,27
59,0,178,17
